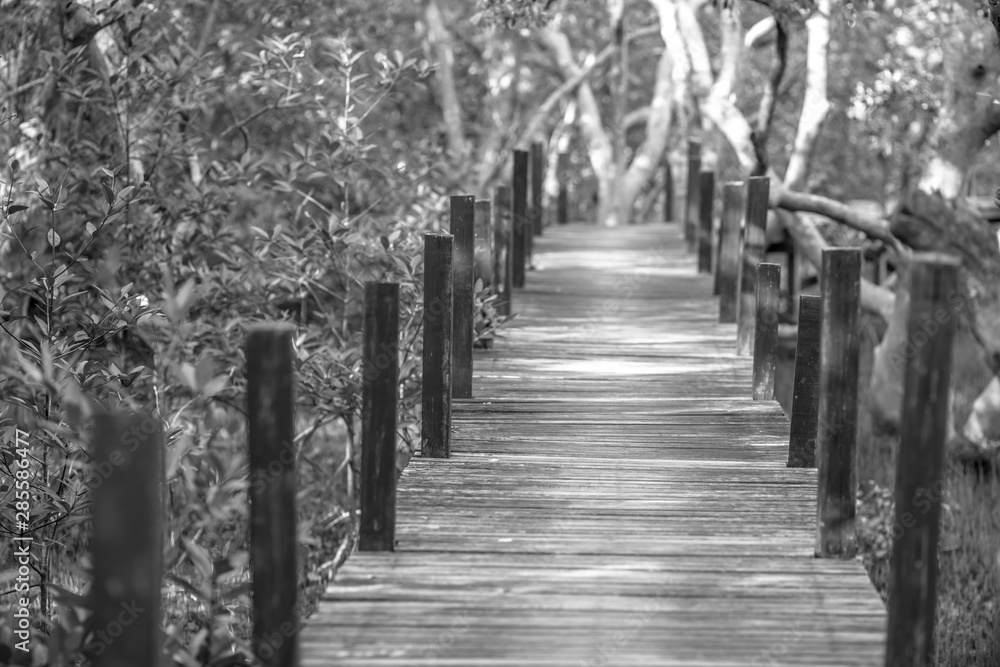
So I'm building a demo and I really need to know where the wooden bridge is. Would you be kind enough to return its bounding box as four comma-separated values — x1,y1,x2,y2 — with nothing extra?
299,223,888,665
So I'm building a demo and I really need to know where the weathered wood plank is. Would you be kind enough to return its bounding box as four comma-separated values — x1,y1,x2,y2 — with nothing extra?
421,234,453,458
717,182,743,322
788,295,821,468
511,151,528,288
685,139,701,251
450,195,475,398
737,176,769,356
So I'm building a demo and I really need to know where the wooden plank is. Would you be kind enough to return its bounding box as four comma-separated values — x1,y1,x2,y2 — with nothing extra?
816,248,861,559
663,159,674,223
421,233,453,458
737,177,769,355
684,139,701,252
788,295,821,468
531,141,544,237
91,412,162,667
361,282,399,551
557,152,569,225
450,195,475,398
884,253,960,667
697,170,715,274
753,263,780,400
717,182,743,322
512,151,528,288
493,186,512,316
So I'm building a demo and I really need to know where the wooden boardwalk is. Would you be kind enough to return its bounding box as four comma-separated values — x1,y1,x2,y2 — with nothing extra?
301,223,887,666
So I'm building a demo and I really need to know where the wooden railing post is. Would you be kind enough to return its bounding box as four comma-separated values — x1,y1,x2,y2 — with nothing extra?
557,152,569,225
737,176,769,355
450,195,475,398
816,248,862,559
422,233,453,459
474,199,492,288
663,159,674,223
91,412,162,667
787,295,821,468
684,139,701,252
494,186,512,315
531,141,545,237
884,253,960,667
697,170,715,274
512,150,529,288
246,326,299,666
717,182,743,321
360,282,399,552
752,263,780,400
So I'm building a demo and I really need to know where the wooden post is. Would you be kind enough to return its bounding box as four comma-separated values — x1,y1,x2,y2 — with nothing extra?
787,295,821,467
422,234,453,459
737,176,769,355
450,195,475,399
684,139,701,252
494,186,512,316
246,326,299,666
512,150,528,288
473,199,492,288
697,170,715,274
531,141,545,237
717,182,743,322
557,152,569,224
360,282,399,552
884,253,961,667
91,413,162,667
816,248,862,559
752,263,781,400
663,159,673,223
787,245,798,317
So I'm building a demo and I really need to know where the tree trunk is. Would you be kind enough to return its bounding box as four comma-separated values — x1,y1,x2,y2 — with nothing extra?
422,0,468,162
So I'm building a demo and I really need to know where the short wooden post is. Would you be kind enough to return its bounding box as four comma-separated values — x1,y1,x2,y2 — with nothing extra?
816,248,862,559
663,159,674,223
246,326,299,666
697,170,715,274
752,263,781,400
512,150,529,288
737,176,769,355
473,199,492,288
787,246,798,317
450,195,475,399
787,295,821,467
684,139,701,252
531,141,545,237
422,234,453,459
717,182,743,322
494,185,512,315
557,152,569,224
360,282,399,552
884,253,961,667
91,412,162,667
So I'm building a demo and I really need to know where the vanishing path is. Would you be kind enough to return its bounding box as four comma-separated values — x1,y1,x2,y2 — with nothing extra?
301,223,887,666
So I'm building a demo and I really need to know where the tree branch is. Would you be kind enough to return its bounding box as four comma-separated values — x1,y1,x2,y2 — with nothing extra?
751,16,786,172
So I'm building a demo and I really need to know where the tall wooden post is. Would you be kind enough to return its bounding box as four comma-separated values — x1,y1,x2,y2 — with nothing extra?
474,199,492,288
816,248,861,559
360,282,399,552
684,139,701,252
884,253,960,667
697,170,715,274
512,151,529,288
753,263,781,400
717,182,743,322
787,295,822,468
246,327,299,666
737,176,769,355
422,234,453,459
663,159,674,223
531,141,545,237
557,152,569,225
91,413,162,667
494,185,512,315
450,195,475,399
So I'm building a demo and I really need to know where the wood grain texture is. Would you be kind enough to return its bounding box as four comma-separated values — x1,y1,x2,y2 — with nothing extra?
664,159,674,223
361,283,399,551
512,152,528,288
737,177,769,356
302,224,886,666
685,140,701,251
450,196,475,399
493,186,512,316
753,263,781,401
557,152,569,225
816,249,861,559
884,254,960,667
788,295,821,468
422,234,453,459
718,182,743,322
698,170,715,275
474,199,492,288
531,141,545,237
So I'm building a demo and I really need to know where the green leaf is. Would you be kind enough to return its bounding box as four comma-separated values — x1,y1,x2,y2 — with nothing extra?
47,229,60,247
6,204,27,214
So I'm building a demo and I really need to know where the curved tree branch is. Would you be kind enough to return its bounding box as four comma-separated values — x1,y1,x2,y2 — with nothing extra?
750,16,786,172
